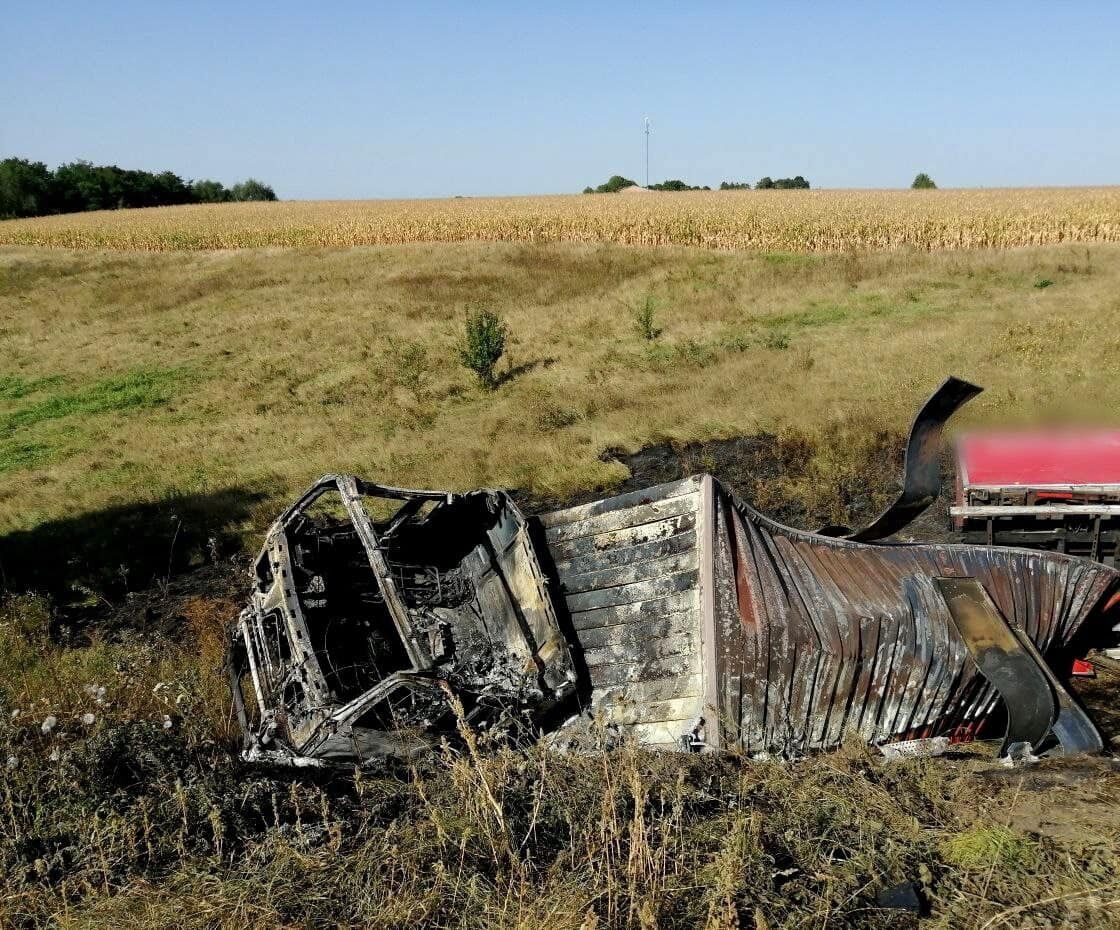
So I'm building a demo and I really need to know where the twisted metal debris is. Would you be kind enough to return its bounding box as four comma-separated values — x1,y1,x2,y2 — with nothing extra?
229,378,1119,764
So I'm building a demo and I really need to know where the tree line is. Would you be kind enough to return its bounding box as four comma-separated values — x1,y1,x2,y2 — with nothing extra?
0,157,277,220
584,174,812,192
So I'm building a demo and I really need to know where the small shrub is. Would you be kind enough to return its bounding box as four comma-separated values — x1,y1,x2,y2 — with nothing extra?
763,330,792,350
458,308,507,389
911,173,937,189
633,294,662,340
675,339,717,366
1034,278,1054,288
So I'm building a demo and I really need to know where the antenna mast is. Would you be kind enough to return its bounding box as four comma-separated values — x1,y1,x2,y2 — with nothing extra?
644,117,651,188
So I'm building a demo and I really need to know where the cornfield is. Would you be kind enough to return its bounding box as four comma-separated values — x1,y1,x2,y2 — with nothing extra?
2,187,1120,253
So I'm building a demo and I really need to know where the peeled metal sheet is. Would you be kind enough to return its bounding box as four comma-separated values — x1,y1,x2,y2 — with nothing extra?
936,577,1056,754
842,376,982,541
708,487,1117,754
937,577,1103,756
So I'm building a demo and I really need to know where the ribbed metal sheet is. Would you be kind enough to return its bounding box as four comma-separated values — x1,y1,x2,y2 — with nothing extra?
713,488,1118,753
544,476,705,746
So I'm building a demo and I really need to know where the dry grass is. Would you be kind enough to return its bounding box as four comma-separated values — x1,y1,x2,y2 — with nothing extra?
2,241,1120,564
1,188,1119,253
3,634,1119,930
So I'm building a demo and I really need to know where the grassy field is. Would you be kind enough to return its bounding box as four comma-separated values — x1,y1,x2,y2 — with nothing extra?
3,235,1120,928
1,187,1119,252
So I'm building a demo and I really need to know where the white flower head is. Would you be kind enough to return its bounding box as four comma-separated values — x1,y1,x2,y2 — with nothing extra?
48,748,60,762
9,708,20,720
162,715,173,730
81,713,96,726
40,715,57,734
5,755,17,770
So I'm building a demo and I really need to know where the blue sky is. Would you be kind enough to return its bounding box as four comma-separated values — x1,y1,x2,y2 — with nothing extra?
3,1,1117,198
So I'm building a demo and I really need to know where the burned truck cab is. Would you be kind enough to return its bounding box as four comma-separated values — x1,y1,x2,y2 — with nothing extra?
229,475,577,764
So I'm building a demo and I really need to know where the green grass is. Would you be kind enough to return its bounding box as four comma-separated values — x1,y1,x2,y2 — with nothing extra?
0,367,191,484
941,825,1041,872
0,374,65,401
0,367,187,436
0,439,54,475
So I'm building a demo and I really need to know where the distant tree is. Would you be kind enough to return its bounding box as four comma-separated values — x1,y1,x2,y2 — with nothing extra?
911,173,937,189
648,179,703,191
720,180,751,190
53,161,114,212
0,158,56,218
583,175,638,193
757,176,810,190
229,178,277,202
0,155,276,217
191,179,231,203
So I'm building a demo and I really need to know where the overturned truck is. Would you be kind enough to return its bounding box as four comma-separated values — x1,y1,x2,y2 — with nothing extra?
228,378,1120,765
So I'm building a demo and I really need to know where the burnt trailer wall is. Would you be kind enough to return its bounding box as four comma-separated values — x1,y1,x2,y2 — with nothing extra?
540,477,1119,755
541,476,707,747
707,486,1118,754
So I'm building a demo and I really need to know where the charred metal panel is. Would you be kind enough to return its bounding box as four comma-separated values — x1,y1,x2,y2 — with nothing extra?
542,476,707,747
711,486,1118,754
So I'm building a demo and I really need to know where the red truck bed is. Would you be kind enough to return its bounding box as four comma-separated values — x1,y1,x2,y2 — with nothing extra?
959,430,1120,489
954,430,1120,563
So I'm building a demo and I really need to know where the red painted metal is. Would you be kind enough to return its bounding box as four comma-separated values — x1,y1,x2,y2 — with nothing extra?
1071,658,1096,677
959,430,1120,488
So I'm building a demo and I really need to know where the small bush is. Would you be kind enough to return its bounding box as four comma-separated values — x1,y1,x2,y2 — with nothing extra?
763,329,792,350
633,294,662,341
458,308,507,389
912,173,937,189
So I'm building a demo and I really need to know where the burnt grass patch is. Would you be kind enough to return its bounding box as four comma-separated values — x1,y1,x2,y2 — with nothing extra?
520,423,938,541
